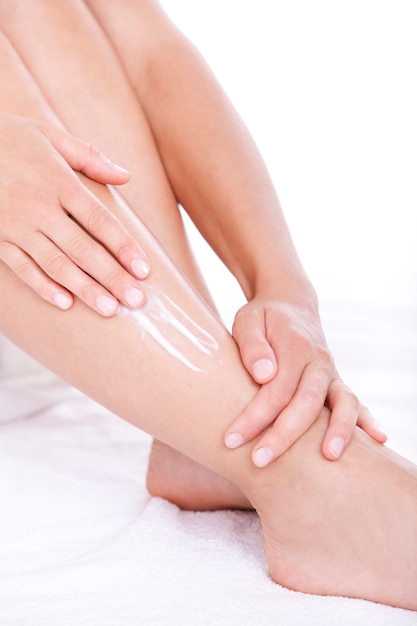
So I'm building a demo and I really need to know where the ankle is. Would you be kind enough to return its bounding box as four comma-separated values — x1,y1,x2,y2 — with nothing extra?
239,409,330,509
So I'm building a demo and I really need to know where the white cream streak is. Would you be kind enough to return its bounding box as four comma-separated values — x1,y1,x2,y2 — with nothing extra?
120,287,218,372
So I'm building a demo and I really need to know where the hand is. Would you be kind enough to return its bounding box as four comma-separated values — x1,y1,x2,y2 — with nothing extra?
224,298,387,466
0,113,150,316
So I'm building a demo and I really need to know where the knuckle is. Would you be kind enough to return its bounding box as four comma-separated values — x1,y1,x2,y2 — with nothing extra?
88,143,102,160
69,234,95,263
103,267,126,292
315,345,334,368
79,279,97,302
85,203,112,236
16,258,37,281
31,276,53,300
338,385,360,408
287,328,310,353
57,175,84,206
333,416,356,432
43,251,68,276
238,399,271,433
2,248,52,301
265,380,292,408
268,427,295,454
115,240,133,261
350,396,361,412
232,307,260,339
348,389,360,404
299,385,323,407
0,241,30,271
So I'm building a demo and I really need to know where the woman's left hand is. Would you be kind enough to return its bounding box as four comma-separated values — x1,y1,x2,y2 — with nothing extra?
225,297,387,467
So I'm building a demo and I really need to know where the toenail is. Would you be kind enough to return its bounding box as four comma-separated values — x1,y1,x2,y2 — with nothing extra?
253,447,274,468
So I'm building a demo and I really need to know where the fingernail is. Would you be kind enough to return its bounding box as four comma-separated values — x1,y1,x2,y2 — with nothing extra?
124,287,144,308
132,258,150,279
53,292,72,310
252,358,275,382
96,295,118,316
225,432,245,449
253,447,274,468
328,436,345,459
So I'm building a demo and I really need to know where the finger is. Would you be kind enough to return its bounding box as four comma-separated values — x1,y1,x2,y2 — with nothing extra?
0,241,73,310
232,308,277,383
321,380,362,460
250,362,328,467
58,180,150,281
44,124,131,185
224,357,305,448
357,404,388,443
225,384,284,449
25,233,122,316
46,215,147,309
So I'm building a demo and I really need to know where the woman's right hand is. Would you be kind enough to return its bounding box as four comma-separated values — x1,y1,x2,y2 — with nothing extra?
0,113,150,316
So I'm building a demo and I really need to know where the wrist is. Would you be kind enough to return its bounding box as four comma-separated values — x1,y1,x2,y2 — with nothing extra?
233,244,318,311
244,272,319,314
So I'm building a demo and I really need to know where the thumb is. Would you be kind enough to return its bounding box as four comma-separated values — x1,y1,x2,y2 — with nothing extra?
232,308,277,383
45,124,130,185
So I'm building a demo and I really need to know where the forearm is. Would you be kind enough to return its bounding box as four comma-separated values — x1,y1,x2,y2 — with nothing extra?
134,19,316,307
83,0,317,306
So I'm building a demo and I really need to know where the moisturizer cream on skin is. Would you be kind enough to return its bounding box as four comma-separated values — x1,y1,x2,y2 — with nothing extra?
120,287,219,372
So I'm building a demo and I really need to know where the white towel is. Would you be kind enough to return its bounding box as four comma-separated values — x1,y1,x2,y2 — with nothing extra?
1,297,416,625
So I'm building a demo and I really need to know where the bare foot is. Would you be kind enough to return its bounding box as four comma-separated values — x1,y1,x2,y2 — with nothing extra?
249,410,417,611
146,439,251,511
147,418,417,610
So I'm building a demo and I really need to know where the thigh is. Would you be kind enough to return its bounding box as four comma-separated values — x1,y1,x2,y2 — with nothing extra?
0,0,214,305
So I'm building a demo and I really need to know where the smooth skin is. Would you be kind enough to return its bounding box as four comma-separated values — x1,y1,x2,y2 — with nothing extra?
1,1,416,611
0,0,386,465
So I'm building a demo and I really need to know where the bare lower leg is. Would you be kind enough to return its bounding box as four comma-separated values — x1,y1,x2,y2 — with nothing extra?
1,1,241,510
3,230,416,608
1,13,417,610
147,440,250,510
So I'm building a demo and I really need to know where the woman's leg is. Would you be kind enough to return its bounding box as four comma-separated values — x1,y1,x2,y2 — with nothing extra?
0,32,256,478
2,209,417,610
2,229,417,610
0,0,251,509
1,14,417,610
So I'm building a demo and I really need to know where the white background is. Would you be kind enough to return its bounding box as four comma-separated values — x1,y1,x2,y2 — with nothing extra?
160,0,417,312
